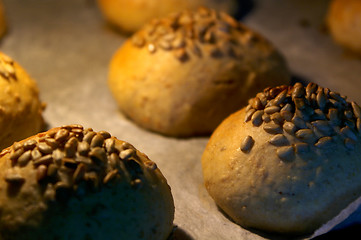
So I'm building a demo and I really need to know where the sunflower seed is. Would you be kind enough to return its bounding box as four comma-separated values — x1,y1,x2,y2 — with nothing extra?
44,138,58,149
252,97,263,110
292,116,307,129
132,35,145,47
244,109,256,122
65,137,78,157
23,139,37,150
145,161,157,170
311,120,332,135
31,149,42,160
90,134,104,148
317,90,327,110
103,169,119,184
10,148,24,161
104,138,116,153
352,102,361,119
77,141,89,156
251,110,263,126
306,83,317,97
73,163,86,183
329,91,345,104
148,43,156,53
283,122,297,135
315,136,333,148
340,126,357,141
38,142,53,155
33,155,53,167
241,135,254,153
18,150,32,167
264,106,280,114
295,129,316,143
109,153,120,169
120,149,135,160
47,163,57,178
357,118,361,134
273,90,287,106
55,129,69,143
281,110,293,122
276,146,295,162
268,134,289,146
83,131,96,144
52,149,65,165
263,123,282,134
271,112,283,125
89,147,107,165
262,114,271,123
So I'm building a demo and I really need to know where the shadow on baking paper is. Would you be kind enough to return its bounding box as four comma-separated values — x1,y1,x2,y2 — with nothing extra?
234,0,255,21
312,223,361,240
167,225,195,240
216,205,310,240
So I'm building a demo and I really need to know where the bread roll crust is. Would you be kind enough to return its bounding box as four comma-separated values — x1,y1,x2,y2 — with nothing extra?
0,125,174,240
202,83,361,234
108,7,290,137
0,52,44,150
327,0,361,55
97,0,238,33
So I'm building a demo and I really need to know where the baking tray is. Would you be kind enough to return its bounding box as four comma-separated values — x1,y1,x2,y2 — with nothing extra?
1,0,361,239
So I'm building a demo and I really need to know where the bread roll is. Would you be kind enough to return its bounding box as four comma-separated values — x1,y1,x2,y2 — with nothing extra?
327,0,361,55
97,0,238,33
108,7,290,137
0,125,174,240
202,82,361,235
0,51,44,150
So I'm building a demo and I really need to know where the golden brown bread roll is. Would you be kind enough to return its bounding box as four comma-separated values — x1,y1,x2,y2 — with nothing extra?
108,7,290,137
327,0,361,55
0,51,44,150
97,0,238,33
202,82,361,235
0,125,174,240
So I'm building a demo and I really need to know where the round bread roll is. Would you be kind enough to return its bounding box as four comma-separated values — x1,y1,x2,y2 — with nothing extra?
202,82,361,235
0,125,174,240
97,0,238,33
327,0,361,55
108,7,290,137
0,51,44,150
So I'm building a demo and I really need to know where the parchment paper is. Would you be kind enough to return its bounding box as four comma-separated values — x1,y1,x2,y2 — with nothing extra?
1,0,360,239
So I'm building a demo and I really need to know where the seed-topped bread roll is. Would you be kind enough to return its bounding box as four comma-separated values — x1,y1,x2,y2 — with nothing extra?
108,7,290,137
0,51,44,150
97,0,238,33
202,82,361,235
327,0,361,55
0,125,174,240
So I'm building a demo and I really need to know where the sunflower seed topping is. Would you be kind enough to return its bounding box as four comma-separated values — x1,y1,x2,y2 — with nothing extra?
131,7,268,62
241,135,254,153
268,134,289,146
276,146,295,162
3,125,154,202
